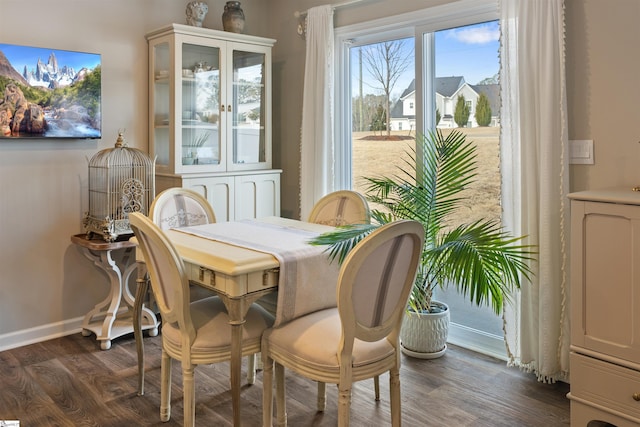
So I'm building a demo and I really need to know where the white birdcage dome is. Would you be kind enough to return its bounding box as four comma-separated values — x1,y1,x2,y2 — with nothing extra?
83,131,155,242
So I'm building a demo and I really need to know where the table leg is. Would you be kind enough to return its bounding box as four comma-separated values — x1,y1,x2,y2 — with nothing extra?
133,260,150,396
230,319,244,427
219,293,266,427
80,248,127,350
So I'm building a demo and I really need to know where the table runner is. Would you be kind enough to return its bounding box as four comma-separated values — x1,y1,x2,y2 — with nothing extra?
176,217,341,326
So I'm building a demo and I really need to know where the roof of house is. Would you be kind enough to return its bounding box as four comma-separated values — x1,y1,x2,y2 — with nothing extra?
436,76,466,97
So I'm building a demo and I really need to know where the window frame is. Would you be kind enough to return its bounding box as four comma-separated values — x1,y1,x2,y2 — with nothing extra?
333,0,498,189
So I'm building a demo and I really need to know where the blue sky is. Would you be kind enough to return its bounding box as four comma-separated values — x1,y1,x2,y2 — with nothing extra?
436,20,500,85
354,20,500,98
0,43,100,75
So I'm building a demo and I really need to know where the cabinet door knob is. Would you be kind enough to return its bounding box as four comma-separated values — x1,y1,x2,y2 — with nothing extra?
633,393,640,401
220,105,226,112
227,105,232,112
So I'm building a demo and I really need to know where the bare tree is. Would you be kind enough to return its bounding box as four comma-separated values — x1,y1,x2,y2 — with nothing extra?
361,39,412,138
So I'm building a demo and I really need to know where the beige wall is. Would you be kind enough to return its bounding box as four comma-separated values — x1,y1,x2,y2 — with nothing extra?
0,0,272,346
565,0,640,191
0,0,634,348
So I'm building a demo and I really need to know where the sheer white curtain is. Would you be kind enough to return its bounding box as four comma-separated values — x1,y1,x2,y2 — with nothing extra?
500,0,571,383
299,5,335,220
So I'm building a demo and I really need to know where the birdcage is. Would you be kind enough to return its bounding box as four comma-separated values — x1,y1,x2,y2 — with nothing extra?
83,131,156,242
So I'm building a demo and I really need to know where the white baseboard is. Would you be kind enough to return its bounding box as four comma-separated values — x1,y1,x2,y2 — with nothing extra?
2,318,508,362
0,316,84,353
447,322,508,361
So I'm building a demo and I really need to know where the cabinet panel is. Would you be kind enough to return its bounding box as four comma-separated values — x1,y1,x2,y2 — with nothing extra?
235,173,281,220
155,172,280,223
183,176,234,223
571,199,640,362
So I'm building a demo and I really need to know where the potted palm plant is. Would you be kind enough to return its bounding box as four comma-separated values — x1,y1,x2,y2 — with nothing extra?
311,129,535,358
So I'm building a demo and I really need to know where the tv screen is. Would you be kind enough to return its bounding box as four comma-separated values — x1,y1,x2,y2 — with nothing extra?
0,43,101,139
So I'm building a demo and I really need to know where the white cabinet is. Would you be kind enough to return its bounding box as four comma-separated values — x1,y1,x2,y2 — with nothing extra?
146,24,280,220
568,188,640,426
156,171,280,223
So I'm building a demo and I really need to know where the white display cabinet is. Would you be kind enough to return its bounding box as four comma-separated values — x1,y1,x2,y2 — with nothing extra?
146,24,280,219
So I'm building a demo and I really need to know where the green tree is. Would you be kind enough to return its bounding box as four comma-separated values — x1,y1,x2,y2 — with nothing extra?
454,95,470,128
436,108,441,126
474,92,492,127
370,104,386,135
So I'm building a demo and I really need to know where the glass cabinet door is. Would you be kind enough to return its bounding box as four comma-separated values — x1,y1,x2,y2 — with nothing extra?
229,48,269,170
180,42,224,171
151,40,170,169
149,27,273,175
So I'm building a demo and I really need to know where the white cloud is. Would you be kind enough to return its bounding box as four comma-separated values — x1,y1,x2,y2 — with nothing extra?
449,25,499,45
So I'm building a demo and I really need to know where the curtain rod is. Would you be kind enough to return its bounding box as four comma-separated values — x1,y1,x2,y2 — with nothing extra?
294,0,366,18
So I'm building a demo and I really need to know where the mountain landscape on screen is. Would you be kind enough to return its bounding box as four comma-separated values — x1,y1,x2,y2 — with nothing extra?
0,44,101,139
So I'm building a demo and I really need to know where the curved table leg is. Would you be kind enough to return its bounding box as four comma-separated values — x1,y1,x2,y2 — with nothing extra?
79,248,126,346
132,260,150,396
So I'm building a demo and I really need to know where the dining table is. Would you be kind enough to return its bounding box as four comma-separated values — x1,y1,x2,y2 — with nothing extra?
132,216,341,426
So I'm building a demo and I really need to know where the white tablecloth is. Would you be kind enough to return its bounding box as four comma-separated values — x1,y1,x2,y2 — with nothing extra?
176,217,341,326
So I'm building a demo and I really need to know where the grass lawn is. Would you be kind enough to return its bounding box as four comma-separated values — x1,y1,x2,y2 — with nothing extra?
351,126,501,227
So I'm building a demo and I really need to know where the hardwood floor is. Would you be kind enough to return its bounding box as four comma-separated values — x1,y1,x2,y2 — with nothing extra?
0,332,570,426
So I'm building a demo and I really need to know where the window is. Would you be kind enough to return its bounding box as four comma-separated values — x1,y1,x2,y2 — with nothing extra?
335,0,505,359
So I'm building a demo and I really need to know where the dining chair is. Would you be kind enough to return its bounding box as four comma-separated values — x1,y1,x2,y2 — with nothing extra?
261,219,424,427
149,187,216,230
307,189,375,410
129,212,274,426
135,187,258,396
307,190,371,226
255,189,373,408
150,187,219,308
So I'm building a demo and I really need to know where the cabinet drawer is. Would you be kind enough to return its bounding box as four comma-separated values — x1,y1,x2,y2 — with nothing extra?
185,262,278,297
571,352,640,420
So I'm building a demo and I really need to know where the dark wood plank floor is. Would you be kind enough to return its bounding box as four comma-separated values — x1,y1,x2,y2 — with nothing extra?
0,332,569,426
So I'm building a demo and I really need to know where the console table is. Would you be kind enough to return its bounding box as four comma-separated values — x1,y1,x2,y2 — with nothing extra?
71,234,159,350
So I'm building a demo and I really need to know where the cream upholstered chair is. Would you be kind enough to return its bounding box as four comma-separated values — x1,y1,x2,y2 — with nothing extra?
135,187,260,395
261,220,424,427
149,187,216,230
136,188,216,395
258,190,372,409
307,190,374,409
307,190,371,226
129,212,274,426
149,187,219,311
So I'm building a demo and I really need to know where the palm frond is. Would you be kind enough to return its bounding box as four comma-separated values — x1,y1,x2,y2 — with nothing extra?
428,220,537,314
308,223,379,263
311,129,537,314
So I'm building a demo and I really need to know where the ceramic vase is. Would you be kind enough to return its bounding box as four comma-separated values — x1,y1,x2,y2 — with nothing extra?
400,301,450,359
222,1,245,33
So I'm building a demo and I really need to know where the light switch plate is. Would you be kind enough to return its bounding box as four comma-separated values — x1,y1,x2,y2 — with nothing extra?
569,139,594,164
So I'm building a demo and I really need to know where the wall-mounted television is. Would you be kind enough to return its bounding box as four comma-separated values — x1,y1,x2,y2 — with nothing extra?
0,43,101,139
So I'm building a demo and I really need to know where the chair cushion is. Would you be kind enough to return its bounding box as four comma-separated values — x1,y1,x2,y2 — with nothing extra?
163,297,274,353
263,308,394,370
